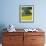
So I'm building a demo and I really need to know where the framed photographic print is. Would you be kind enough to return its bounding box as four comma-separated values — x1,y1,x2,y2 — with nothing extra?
19,5,34,23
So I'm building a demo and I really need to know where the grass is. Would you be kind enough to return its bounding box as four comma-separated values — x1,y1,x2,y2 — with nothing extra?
21,15,32,20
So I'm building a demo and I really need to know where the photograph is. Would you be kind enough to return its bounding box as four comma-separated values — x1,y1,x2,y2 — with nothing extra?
19,5,34,23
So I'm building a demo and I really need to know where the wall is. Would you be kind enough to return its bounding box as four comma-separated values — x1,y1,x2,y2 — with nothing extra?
0,0,46,29
0,0,46,44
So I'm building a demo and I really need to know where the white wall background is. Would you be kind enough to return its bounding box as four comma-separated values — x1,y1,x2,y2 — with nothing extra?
0,0,46,29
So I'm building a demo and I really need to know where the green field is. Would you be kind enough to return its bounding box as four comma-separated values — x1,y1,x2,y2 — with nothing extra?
21,15,32,20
